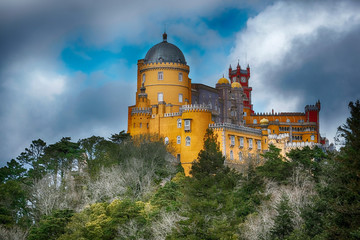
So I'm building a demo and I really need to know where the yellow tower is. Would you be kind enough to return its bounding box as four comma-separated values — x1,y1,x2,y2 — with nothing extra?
136,32,191,112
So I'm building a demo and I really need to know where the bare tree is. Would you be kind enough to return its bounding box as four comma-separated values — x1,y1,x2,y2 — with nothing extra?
151,211,186,240
0,226,28,240
240,170,316,240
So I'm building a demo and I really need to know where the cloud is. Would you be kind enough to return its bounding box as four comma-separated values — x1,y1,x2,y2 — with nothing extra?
1,0,263,165
229,0,360,142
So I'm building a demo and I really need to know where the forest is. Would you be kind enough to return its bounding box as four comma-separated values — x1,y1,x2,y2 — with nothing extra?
0,100,359,240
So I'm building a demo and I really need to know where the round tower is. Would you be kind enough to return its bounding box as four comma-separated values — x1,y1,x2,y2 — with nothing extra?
136,33,191,112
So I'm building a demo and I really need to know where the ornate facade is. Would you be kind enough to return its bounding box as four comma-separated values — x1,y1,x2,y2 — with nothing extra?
128,33,323,175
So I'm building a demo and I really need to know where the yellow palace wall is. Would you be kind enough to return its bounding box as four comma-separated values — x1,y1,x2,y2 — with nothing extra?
244,114,318,143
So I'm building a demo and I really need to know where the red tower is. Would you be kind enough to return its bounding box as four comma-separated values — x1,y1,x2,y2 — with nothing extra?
229,63,253,114
305,100,321,143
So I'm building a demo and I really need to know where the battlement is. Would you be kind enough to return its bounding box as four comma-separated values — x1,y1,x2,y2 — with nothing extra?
285,142,320,148
305,105,320,112
180,104,209,112
209,123,262,135
131,107,152,115
251,112,305,116
268,133,290,140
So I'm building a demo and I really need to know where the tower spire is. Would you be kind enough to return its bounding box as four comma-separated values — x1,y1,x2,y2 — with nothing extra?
163,31,167,42
163,24,167,42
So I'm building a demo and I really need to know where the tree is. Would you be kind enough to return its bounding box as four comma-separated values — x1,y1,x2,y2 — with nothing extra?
190,129,225,178
337,100,360,192
0,159,26,183
109,130,131,144
17,139,46,180
27,209,74,240
270,194,295,240
257,144,292,183
42,137,83,186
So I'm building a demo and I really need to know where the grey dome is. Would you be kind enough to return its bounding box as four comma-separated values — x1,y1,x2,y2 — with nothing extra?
144,34,186,64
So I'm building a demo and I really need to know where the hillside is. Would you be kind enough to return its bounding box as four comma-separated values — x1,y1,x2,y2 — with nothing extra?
1,100,360,240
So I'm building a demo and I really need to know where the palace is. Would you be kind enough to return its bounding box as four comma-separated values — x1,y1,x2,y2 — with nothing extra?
127,33,323,175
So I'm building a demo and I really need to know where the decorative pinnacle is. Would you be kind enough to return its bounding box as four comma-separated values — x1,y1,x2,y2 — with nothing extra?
163,32,167,42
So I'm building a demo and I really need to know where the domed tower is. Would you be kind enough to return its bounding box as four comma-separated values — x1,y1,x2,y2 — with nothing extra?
216,76,231,123
136,33,191,111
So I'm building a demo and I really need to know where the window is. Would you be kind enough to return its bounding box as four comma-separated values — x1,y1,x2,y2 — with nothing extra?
257,140,261,150
185,136,191,146
142,74,145,84
177,136,181,144
177,119,182,128
248,139,253,149
179,94,183,103
230,150,234,160
230,135,235,146
184,120,191,131
158,71,163,80
140,123,142,128
147,123,149,128
276,119,279,122
158,92,163,102
239,137,244,148
239,152,243,162
178,72,183,81
311,135,315,141
164,137,169,145
253,119,257,124
244,112,247,116
286,119,290,123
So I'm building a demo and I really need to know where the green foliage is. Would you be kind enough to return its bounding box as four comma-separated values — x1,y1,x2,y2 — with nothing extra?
257,144,292,183
257,145,326,184
0,179,28,227
27,209,74,240
17,139,46,180
270,194,295,240
109,130,131,144
60,199,147,240
0,159,26,183
150,181,182,211
190,129,225,179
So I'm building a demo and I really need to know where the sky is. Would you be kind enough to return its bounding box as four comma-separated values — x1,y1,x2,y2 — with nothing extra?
1,0,360,166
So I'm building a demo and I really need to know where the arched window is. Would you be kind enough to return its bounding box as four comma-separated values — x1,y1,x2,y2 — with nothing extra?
177,119,182,128
142,74,145,84
177,136,181,144
185,136,191,146
230,150,234,160
253,119,257,124
248,139,253,149
239,152,243,162
311,135,315,141
164,137,169,145
179,94,183,103
286,119,290,123
178,72,183,81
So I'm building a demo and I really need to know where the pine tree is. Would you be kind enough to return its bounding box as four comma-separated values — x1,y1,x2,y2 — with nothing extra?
190,129,225,179
270,194,295,240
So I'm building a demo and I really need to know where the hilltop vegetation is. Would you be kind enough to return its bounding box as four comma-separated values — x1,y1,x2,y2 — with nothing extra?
1,100,360,239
